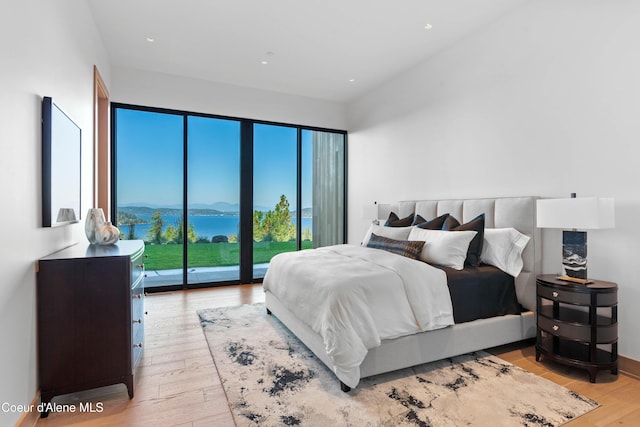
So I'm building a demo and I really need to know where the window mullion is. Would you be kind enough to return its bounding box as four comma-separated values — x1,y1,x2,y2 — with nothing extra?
240,120,254,283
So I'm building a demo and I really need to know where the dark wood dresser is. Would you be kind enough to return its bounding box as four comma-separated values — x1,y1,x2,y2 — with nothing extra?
37,240,145,416
535,274,618,383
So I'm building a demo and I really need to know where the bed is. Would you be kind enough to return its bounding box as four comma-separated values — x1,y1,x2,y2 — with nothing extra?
263,196,540,391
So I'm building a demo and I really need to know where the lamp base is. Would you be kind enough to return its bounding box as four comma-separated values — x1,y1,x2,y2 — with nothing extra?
556,275,593,285
562,230,588,280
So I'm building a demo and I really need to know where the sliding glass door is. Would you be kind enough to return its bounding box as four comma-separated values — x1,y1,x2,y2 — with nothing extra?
112,103,346,290
251,127,346,279
114,108,184,288
187,116,241,285
252,124,300,279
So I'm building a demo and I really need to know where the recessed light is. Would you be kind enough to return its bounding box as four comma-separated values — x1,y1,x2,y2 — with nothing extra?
261,60,268,65
348,78,356,83
424,23,433,30
146,37,155,43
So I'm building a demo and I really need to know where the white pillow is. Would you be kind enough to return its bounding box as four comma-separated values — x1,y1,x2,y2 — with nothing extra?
408,228,477,270
481,228,531,277
361,224,413,246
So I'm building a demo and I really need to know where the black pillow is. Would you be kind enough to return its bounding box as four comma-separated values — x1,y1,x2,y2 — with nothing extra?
443,213,485,267
366,233,425,260
384,212,415,227
413,213,450,230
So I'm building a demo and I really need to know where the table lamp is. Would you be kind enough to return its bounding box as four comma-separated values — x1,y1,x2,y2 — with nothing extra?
361,202,379,225
536,194,615,283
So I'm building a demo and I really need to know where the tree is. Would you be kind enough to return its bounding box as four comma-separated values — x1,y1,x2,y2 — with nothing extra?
253,210,267,242
117,211,143,240
252,195,296,243
302,227,312,242
186,221,197,243
126,223,137,240
164,224,178,243
118,226,137,241
270,195,296,242
163,215,197,244
117,211,144,227
146,210,164,244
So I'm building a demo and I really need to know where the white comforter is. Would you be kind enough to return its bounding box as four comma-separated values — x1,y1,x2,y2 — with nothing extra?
262,244,454,388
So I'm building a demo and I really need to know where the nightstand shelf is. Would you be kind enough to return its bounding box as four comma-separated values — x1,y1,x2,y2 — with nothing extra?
538,336,617,366
535,274,618,383
537,306,618,342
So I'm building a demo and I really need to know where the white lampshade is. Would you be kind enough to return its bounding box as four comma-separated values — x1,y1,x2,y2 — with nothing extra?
361,204,378,220
377,203,393,222
536,197,615,230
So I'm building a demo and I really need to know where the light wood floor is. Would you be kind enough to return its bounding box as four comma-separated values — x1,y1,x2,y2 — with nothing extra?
35,284,640,426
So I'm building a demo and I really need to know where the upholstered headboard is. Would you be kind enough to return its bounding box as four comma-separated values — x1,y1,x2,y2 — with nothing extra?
379,196,541,311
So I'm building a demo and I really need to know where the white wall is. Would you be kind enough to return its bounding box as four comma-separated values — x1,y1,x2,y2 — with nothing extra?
348,0,640,361
0,1,109,425
110,67,347,130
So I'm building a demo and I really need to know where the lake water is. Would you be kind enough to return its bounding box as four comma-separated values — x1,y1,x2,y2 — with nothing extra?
120,214,312,241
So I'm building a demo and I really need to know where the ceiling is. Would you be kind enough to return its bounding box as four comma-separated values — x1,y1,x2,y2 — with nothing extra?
88,0,528,103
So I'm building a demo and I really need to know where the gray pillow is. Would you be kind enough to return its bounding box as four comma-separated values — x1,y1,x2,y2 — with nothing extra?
384,212,415,227
366,233,425,260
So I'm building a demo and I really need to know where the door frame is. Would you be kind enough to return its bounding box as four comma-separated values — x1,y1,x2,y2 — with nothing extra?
93,65,111,218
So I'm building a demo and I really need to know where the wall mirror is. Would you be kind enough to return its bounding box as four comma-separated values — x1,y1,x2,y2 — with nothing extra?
42,96,81,227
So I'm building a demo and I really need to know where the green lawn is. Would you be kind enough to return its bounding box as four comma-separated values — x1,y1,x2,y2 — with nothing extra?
143,240,313,270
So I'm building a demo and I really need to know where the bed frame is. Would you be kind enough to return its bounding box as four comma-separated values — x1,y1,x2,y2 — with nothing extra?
264,196,541,391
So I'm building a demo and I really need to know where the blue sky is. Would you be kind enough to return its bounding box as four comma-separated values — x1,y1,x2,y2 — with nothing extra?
116,108,312,210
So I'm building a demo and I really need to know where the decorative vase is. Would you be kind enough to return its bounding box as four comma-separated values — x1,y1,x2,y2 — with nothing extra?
85,208,120,245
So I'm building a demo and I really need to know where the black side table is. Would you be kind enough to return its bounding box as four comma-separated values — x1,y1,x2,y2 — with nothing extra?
535,274,618,383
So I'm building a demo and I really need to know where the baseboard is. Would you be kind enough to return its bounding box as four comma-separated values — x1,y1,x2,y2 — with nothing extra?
14,392,39,427
619,355,640,380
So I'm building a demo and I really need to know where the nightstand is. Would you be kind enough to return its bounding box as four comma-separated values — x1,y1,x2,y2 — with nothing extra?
535,274,618,383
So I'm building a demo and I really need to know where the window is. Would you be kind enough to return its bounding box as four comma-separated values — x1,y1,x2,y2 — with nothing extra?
114,108,184,287
112,104,346,290
187,116,241,285
252,124,299,279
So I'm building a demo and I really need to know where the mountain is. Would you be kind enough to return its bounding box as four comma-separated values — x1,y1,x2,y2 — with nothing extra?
190,202,239,212
118,204,312,217
118,206,226,217
119,202,273,213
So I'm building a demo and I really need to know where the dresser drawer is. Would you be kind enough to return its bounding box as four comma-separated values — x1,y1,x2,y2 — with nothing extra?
537,283,590,305
131,274,144,369
538,314,591,341
132,328,144,369
130,250,145,285
538,312,618,344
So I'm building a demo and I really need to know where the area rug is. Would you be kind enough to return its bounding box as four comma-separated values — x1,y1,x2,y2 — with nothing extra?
198,304,598,427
